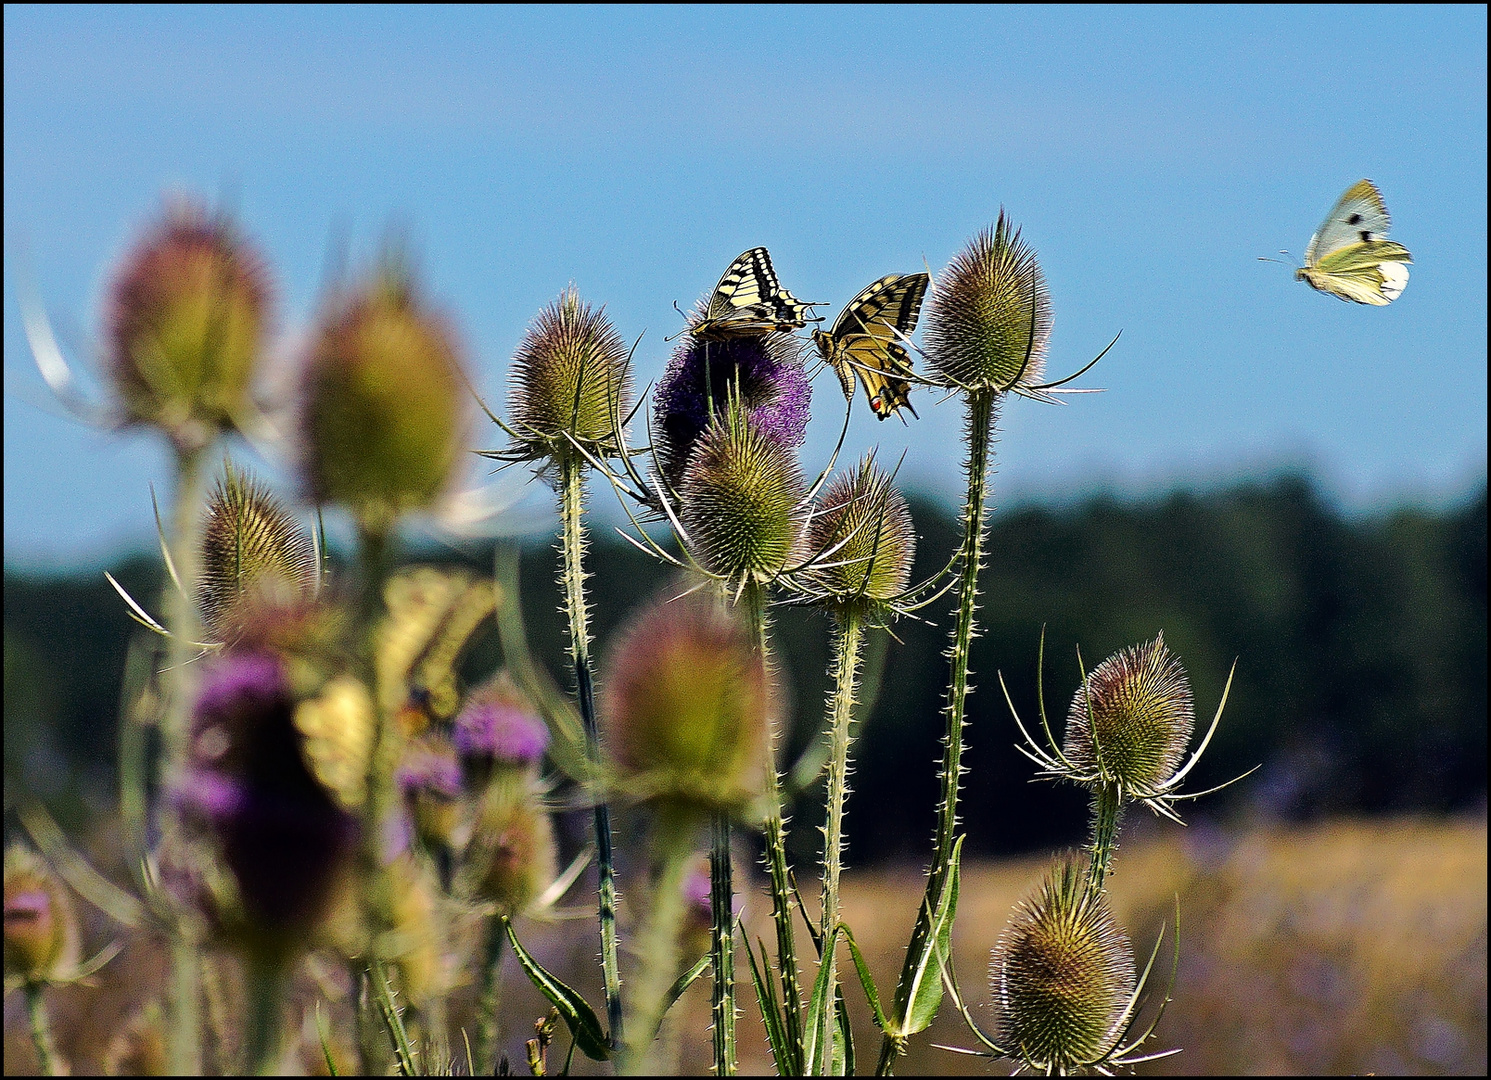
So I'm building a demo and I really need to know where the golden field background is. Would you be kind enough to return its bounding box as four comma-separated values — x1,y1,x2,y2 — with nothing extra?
6,815,1483,1075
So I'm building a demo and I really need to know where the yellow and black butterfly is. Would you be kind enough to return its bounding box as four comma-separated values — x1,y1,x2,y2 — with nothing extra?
687,247,822,340
813,273,929,421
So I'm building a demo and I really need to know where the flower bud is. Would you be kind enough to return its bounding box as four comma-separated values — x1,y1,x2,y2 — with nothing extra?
923,212,1051,393
991,859,1135,1071
802,455,916,607
3,846,79,983
600,589,771,815
453,670,549,786
106,198,272,452
197,464,317,645
299,262,467,531
1064,633,1195,795
680,408,806,585
652,332,810,490
506,286,632,458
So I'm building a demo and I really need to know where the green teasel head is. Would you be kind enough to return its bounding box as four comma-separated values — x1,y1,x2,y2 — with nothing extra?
468,780,558,917
3,845,80,984
299,258,468,533
991,858,1136,1072
197,462,319,645
680,399,807,587
923,211,1051,394
799,453,916,611
106,196,273,454
600,588,772,817
504,285,633,462
1064,633,1195,797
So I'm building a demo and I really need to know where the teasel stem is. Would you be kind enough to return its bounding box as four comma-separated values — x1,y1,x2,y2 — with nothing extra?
243,956,288,1075
1086,782,1125,898
621,807,697,1073
817,604,865,1054
24,982,63,1076
879,387,998,1075
162,443,208,1077
710,812,737,1075
476,917,507,1074
557,446,625,1050
353,520,395,1075
743,581,805,1070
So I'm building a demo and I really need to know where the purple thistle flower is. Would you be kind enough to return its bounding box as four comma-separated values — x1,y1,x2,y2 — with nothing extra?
453,676,549,769
652,333,811,489
397,741,463,801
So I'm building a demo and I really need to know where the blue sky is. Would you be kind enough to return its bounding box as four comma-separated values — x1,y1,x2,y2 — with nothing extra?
5,6,1486,565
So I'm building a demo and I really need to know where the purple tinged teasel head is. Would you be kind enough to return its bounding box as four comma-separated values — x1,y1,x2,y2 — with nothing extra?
652,331,810,492
453,671,549,775
397,736,464,848
4,845,80,983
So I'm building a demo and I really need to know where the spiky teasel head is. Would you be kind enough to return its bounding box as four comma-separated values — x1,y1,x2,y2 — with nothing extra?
680,402,807,587
923,211,1051,394
4,845,80,984
1065,634,1194,799
652,331,810,492
197,463,318,644
502,285,633,463
299,258,467,533
798,453,916,613
469,781,558,917
106,197,272,454
991,858,1135,1072
600,588,772,817
396,735,464,849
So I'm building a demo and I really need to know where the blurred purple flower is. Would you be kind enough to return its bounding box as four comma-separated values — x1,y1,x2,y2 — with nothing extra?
454,682,549,769
397,741,463,801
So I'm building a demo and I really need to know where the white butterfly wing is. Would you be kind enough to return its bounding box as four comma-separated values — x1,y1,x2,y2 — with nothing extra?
1305,179,1393,266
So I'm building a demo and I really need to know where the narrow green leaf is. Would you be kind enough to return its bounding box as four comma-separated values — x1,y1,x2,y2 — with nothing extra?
901,835,966,1037
503,918,610,1061
842,924,890,1033
315,1002,339,1076
834,987,855,1077
743,936,792,1074
658,953,711,1037
804,925,843,1074
372,961,417,1076
791,870,824,955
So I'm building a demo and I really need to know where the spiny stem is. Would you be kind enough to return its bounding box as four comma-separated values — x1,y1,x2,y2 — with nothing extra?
880,388,998,1074
558,448,625,1049
476,916,508,1074
710,813,737,1076
817,604,865,1061
1086,782,1125,897
163,443,207,1077
743,581,804,1071
24,982,64,1076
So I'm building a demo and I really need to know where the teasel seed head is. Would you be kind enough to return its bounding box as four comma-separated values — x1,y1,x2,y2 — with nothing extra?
299,259,467,532
197,463,318,644
453,670,549,787
106,197,272,454
680,404,807,586
4,845,80,983
470,781,557,917
923,211,1051,394
600,588,771,816
801,454,916,610
505,285,633,461
652,331,810,491
396,735,464,849
991,858,1136,1071
1064,633,1195,797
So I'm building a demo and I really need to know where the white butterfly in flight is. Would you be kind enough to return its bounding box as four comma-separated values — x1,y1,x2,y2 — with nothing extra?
1293,179,1412,305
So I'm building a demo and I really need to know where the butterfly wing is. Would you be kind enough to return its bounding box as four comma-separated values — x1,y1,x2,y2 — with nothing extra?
1300,240,1412,304
695,248,820,339
1304,180,1395,266
818,274,929,420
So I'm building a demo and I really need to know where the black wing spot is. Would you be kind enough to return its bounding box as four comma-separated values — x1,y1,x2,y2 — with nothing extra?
1360,230,1371,243
1347,213,1363,225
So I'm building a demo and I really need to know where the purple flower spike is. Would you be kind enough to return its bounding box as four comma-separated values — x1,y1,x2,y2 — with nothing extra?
454,679,549,768
652,333,811,488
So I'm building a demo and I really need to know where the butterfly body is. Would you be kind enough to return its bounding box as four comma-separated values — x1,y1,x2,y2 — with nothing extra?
689,247,821,340
1296,180,1412,305
813,273,929,421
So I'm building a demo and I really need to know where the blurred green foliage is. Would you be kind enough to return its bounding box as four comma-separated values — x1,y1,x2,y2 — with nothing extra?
5,473,1484,858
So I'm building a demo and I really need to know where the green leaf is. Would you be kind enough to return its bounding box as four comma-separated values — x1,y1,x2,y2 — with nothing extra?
372,961,417,1076
743,935,793,1075
842,924,889,1034
834,987,855,1077
804,925,843,1075
893,835,966,1037
658,953,711,1038
503,918,610,1061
